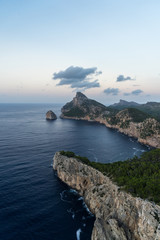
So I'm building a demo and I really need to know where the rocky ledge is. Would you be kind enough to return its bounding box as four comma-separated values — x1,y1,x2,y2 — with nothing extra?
46,110,57,120
53,152,160,240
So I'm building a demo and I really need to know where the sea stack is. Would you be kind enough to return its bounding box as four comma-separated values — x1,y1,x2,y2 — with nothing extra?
46,110,57,120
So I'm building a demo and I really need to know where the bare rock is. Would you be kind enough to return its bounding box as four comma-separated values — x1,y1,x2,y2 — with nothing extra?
46,110,57,120
53,152,160,240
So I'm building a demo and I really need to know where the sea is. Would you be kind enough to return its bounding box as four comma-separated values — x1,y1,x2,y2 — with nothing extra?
0,103,150,240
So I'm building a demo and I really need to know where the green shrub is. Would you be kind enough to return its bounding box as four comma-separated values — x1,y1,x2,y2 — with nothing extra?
60,149,160,204
60,151,75,158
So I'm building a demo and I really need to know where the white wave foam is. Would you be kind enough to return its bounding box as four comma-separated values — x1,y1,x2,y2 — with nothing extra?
129,138,134,142
94,156,98,162
78,197,83,201
133,148,146,155
133,147,137,150
69,189,78,194
82,202,93,216
60,190,71,203
67,208,75,219
76,229,82,240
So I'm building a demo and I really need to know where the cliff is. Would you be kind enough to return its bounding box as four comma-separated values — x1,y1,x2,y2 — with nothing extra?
61,92,117,120
61,93,160,148
53,152,160,240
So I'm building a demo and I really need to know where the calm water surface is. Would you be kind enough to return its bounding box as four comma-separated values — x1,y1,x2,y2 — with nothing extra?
0,104,149,240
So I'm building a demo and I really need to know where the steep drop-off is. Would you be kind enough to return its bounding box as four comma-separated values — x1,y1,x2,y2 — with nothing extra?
53,152,160,240
61,92,160,148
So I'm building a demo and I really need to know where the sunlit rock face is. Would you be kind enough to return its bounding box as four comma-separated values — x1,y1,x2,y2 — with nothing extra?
53,152,160,240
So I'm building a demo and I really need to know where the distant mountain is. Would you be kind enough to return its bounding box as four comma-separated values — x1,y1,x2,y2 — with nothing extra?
109,99,140,110
109,100,160,121
138,102,160,121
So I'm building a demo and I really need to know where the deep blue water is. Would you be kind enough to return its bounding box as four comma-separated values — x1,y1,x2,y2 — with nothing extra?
0,104,150,240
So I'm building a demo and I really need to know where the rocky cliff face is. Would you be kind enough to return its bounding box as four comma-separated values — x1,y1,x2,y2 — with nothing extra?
104,110,160,148
61,93,160,148
53,152,160,240
61,92,114,119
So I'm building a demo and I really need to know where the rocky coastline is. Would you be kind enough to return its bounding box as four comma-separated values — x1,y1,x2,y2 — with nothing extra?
61,114,160,148
60,92,160,149
53,152,160,240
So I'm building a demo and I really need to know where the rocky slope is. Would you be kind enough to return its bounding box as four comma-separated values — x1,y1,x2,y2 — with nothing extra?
61,93,160,148
61,92,117,120
53,152,160,240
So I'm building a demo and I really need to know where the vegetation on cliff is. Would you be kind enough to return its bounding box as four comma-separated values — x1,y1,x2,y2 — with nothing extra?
106,108,150,126
61,92,117,119
110,100,160,121
60,149,160,204
119,108,150,123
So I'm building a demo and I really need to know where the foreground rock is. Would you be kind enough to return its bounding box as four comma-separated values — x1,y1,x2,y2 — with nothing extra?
61,92,160,148
53,152,160,240
46,110,57,120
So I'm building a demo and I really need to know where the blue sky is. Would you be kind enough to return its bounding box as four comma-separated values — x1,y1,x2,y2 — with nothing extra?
0,0,160,104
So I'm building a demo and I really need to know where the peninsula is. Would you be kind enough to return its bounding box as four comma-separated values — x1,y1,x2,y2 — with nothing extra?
61,92,160,148
53,151,160,240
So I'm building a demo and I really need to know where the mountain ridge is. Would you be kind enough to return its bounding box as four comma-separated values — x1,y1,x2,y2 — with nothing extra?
61,92,160,148
109,99,160,121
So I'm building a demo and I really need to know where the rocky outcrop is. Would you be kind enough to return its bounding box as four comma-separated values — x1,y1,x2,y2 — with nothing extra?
53,152,160,240
46,110,57,120
98,114,160,148
61,92,114,119
61,93,160,148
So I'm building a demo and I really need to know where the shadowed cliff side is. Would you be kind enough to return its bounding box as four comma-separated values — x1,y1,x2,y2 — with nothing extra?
53,152,160,240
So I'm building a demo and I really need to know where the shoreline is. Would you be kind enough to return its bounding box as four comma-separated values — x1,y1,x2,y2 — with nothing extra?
60,115,159,149
53,152,160,240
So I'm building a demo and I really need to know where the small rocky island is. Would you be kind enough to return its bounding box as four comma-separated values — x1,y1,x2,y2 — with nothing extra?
46,110,57,120
53,151,160,240
61,92,160,148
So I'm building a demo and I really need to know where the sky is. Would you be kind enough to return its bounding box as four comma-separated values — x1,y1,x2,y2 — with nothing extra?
0,0,160,104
